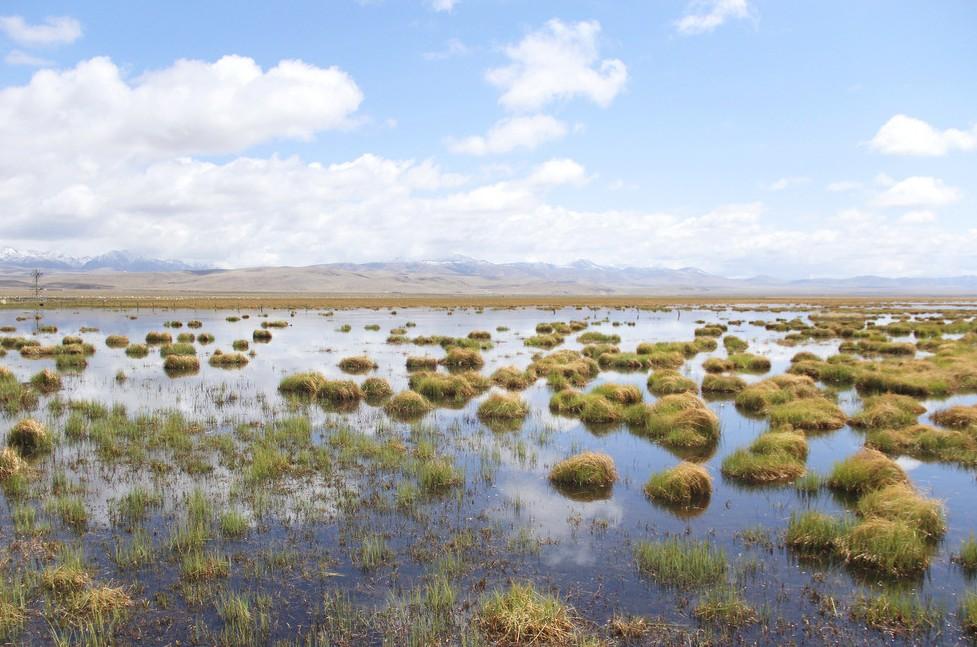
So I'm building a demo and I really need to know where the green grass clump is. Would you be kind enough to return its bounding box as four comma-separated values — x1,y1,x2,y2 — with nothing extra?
524,333,564,349
208,350,249,368
144,331,172,344
723,335,749,353
278,371,328,397
828,448,908,496
961,591,977,635
163,355,200,374
768,397,846,431
478,582,577,646
849,394,926,429
597,352,652,371
549,451,618,491
647,370,697,395
643,462,711,509
841,518,931,577
6,418,51,456
125,343,149,358
418,457,463,494
549,391,623,423
735,374,821,413
590,383,643,404
219,510,249,538
702,357,734,373
361,377,393,402
318,379,364,404
405,356,438,371
477,393,529,421
856,483,946,540
694,587,757,626
528,350,599,387
721,430,808,484
701,373,746,394
578,331,620,344
490,366,534,390
785,511,852,554
159,342,196,357
0,447,26,481
625,393,720,449
384,391,432,419
232,339,249,351
439,347,484,369
580,342,620,359
850,591,943,633
954,535,977,573
253,329,272,342
866,424,977,466
409,371,482,403
932,405,977,429
633,538,727,588
338,355,377,373
196,333,214,344
105,335,129,348
261,320,289,329
728,352,771,373
29,368,61,393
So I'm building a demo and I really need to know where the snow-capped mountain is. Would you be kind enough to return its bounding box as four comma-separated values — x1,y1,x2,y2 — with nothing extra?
0,247,203,272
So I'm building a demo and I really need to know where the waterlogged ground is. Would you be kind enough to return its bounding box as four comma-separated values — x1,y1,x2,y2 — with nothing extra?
1,303,977,645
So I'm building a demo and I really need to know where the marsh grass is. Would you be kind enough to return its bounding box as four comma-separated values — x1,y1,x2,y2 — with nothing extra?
850,591,943,634
160,342,196,357
478,582,577,646
785,511,852,554
163,355,200,374
694,587,757,626
253,329,273,342
477,393,529,421
490,366,534,390
362,377,393,402
647,370,697,395
644,462,711,508
7,418,52,456
633,538,727,588
961,591,977,635
105,335,130,348
768,397,846,431
954,535,977,573
842,518,932,577
625,393,720,449
728,353,772,373
721,430,808,484
438,347,484,369
849,394,926,429
209,350,249,368
548,452,617,491
125,343,148,358
406,356,438,371
385,391,432,419
29,368,62,393
856,483,946,540
338,355,377,373
828,448,907,496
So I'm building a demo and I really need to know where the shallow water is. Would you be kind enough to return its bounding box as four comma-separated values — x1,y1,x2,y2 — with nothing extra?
2,304,977,645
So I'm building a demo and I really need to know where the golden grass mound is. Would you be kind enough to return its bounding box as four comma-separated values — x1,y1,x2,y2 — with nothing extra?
647,370,697,395
7,418,51,456
849,394,926,429
490,366,534,390
105,335,129,348
625,393,720,449
768,397,846,432
278,371,329,396
439,347,484,369
477,393,530,420
856,482,946,540
644,462,711,508
0,446,26,480
932,405,977,430
30,368,62,393
734,374,821,414
338,355,377,373
362,377,393,401
384,390,432,418
828,448,908,495
479,582,577,646
208,350,249,368
528,350,600,388
163,355,200,374
549,451,618,489
590,383,643,405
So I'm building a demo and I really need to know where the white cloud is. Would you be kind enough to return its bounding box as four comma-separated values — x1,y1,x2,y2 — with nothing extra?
826,180,862,193
0,15,81,46
767,176,809,191
4,49,52,67
486,19,627,112
675,0,752,35
875,176,961,208
527,158,587,186
870,114,977,156
900,210,936,224
427,0,458,12
422,37,470,61
447,115,567,155
0,56,363,169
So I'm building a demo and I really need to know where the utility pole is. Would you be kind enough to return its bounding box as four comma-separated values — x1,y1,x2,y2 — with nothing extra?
31,269,43,301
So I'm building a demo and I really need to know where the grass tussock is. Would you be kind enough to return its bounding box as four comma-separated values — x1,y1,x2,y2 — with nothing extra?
549,390,623,424
478,393,530,421
932,405,977,429
768,397,847,432
105,335,129,348
850,591,943,634
828,448,908,496
643,462,712,508
841,518,931,577
647,370,698,395
361,377,392,402
866,424,977,466
590,383,643,404
490,366,534,390
529,350,599,388
163,354,200,374
409,371,485,403
208,350,249,368
849,394,926,429
735,374,821,414
144,331,172,344
159,342,196,357
0,446,26,480
30,368,62,393
785,511,852,554
728,352,772,373
549,452,618,490
633,538,727,588
384,390,432,418
478,582,577,646
701,373,746,394
625,393,720,449
405,356,438,371
694,587,758,627
856,483,946,540
721,429,808,484
7,418,51,456
439,347,484,370
338,355,377,373
125,343,149,358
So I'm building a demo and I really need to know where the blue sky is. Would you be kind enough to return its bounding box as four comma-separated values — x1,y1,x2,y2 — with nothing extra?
0,1,975,277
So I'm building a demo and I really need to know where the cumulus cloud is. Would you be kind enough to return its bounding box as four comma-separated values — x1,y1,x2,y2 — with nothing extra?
874,176,961,208
0,56,363,170
870,114,977,156
675,0,752,35
447,115,567,155
4,49,52,67
0,15,81,46
427,0,458,12
486,19,627,112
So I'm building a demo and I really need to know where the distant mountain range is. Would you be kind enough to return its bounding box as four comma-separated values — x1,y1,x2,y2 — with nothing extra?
0,247,201,272
1,248,976,295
